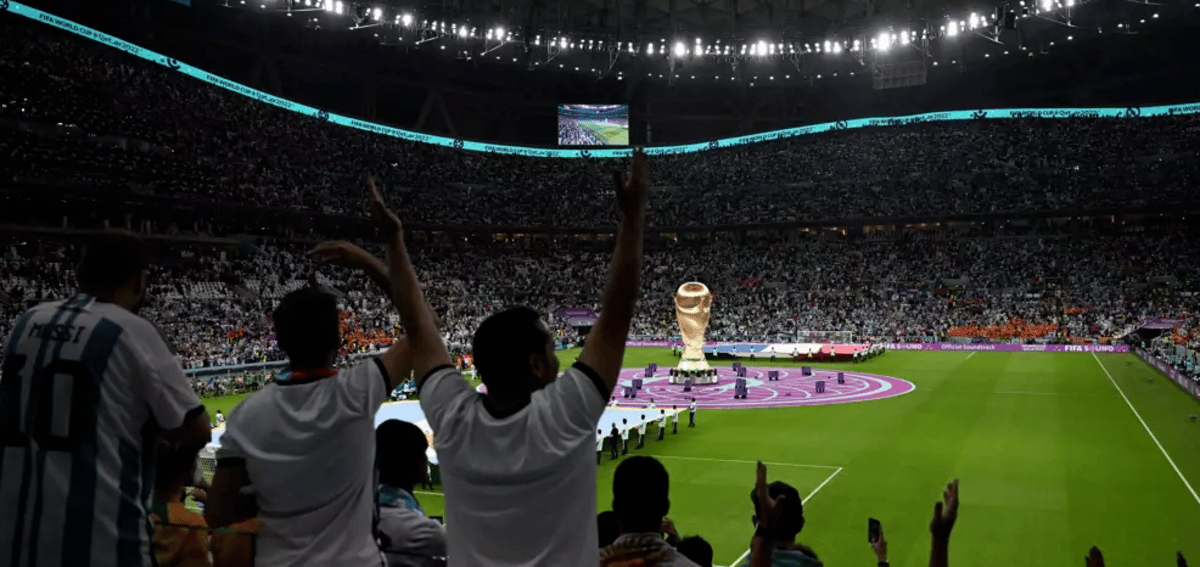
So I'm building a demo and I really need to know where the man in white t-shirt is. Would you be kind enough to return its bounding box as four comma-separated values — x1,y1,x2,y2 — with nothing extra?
419,151,648,566
689,398,698,428
637,415,648,449
657,410,668,441
206,181,414,567
672,404,680,434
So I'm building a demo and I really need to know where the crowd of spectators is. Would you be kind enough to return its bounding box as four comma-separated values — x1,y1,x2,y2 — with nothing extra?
3,233,1197,374
3,15,1200,233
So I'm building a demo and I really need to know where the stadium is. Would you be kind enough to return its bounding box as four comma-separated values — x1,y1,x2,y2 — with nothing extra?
1,0,1199,566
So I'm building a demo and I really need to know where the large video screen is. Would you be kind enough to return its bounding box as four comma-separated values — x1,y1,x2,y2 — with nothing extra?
558,104,630,146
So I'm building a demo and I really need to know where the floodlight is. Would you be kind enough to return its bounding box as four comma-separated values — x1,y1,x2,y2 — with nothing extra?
495,26,505,38
459,26,468,37
947,21,959,36
324,0,333,11
560,37,568,48
970,12,979,28
647,42,655,55
674,41,686,56
824,40,832,52
372,7,381,20
334,1,344,14
877,31,891,50
833,41,842,53
401,13,413,26
757,40,767,56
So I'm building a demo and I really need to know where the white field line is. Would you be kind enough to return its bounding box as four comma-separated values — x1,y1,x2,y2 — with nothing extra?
1092,352,1200,507
723,467,844,567
965,352,976,361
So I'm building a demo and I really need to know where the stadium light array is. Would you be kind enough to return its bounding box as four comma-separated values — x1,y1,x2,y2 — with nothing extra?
674,41,686,56
401,12,412,26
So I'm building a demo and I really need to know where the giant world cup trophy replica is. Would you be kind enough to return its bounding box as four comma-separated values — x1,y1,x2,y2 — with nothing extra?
673,282,716,384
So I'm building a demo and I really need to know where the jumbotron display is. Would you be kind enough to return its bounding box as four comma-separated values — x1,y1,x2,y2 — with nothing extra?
557,104,630,146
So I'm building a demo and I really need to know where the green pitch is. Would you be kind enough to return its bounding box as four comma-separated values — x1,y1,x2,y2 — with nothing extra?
580,120,630,145
204,348,1200,566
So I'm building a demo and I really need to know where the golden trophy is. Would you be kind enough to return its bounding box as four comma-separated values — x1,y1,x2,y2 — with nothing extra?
674,282,713,380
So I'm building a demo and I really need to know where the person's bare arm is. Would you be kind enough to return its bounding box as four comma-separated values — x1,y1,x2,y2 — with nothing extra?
309,240,414,390
577,149,647,395
366,177,452,387
928,479,959,567
205,462,257,529
750,461,783,567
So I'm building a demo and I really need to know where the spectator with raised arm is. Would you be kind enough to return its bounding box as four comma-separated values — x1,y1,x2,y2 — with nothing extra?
417,149,647,566
205,178,416,567
928,479,959,567
747,462,823,567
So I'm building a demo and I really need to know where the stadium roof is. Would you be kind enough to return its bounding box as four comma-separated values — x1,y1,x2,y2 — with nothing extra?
513,0,945,37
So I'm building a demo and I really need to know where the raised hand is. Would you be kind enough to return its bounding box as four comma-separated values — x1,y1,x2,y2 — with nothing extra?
870,524,888,563
929,479,959,540
1085,546,1105,567
365,176,403,236
1180,551,1189,567
612,147,648,217
755,461,785,530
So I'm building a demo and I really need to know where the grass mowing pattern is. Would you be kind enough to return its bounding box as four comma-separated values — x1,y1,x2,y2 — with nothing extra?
203,347,1200,566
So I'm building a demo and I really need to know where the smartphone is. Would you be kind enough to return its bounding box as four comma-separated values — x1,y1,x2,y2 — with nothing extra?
868,518,881,543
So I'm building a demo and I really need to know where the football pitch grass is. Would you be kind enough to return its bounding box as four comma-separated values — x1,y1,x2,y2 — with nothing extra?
205,348,1200,566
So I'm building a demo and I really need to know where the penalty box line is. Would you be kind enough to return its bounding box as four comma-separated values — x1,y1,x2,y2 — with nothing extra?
722,466,844,567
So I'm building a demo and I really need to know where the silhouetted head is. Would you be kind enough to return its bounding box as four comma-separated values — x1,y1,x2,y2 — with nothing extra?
77,230,152,313
472,306,560,400
597,510,621,547
612,456,669,534
677,536,714,567
274,287,340,369
750,481,805,540
376,420,429,490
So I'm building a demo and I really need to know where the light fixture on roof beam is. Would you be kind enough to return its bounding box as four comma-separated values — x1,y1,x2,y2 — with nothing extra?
947,21,959,36
674,41,686,56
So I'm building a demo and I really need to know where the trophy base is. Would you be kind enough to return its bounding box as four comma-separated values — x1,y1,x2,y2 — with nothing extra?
668,365,719,385
676,356,710,372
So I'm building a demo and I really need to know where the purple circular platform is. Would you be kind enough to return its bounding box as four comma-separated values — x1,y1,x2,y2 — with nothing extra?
611,366,915,409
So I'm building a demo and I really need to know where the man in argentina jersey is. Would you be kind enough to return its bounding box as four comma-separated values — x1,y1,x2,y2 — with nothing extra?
0,231,211,567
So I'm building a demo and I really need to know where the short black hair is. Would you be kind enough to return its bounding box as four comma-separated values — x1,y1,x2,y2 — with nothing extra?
273,287,340,368
376,420,428,487
76,230,151,294
154,437,196,493
597,510,620,548
677,536,714,567
472,306,550,394
751,481,805,538
612,456,669,531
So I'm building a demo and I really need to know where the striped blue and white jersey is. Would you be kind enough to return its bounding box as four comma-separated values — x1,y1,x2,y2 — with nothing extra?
0,294,202,567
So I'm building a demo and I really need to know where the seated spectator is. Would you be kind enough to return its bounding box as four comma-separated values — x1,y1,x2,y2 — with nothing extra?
678,536,715,567
376,419,447,567
746,462,822,567
601,456,701,567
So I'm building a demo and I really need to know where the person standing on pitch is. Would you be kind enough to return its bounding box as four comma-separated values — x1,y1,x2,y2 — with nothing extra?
658,410,667,441
206,179,415,567
689,398,698,428
672,404,680,434
597,429,606,465
637,415,648,449
0,231,212,567
621,419,631,455
417,150,648,566
610,422,621,460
